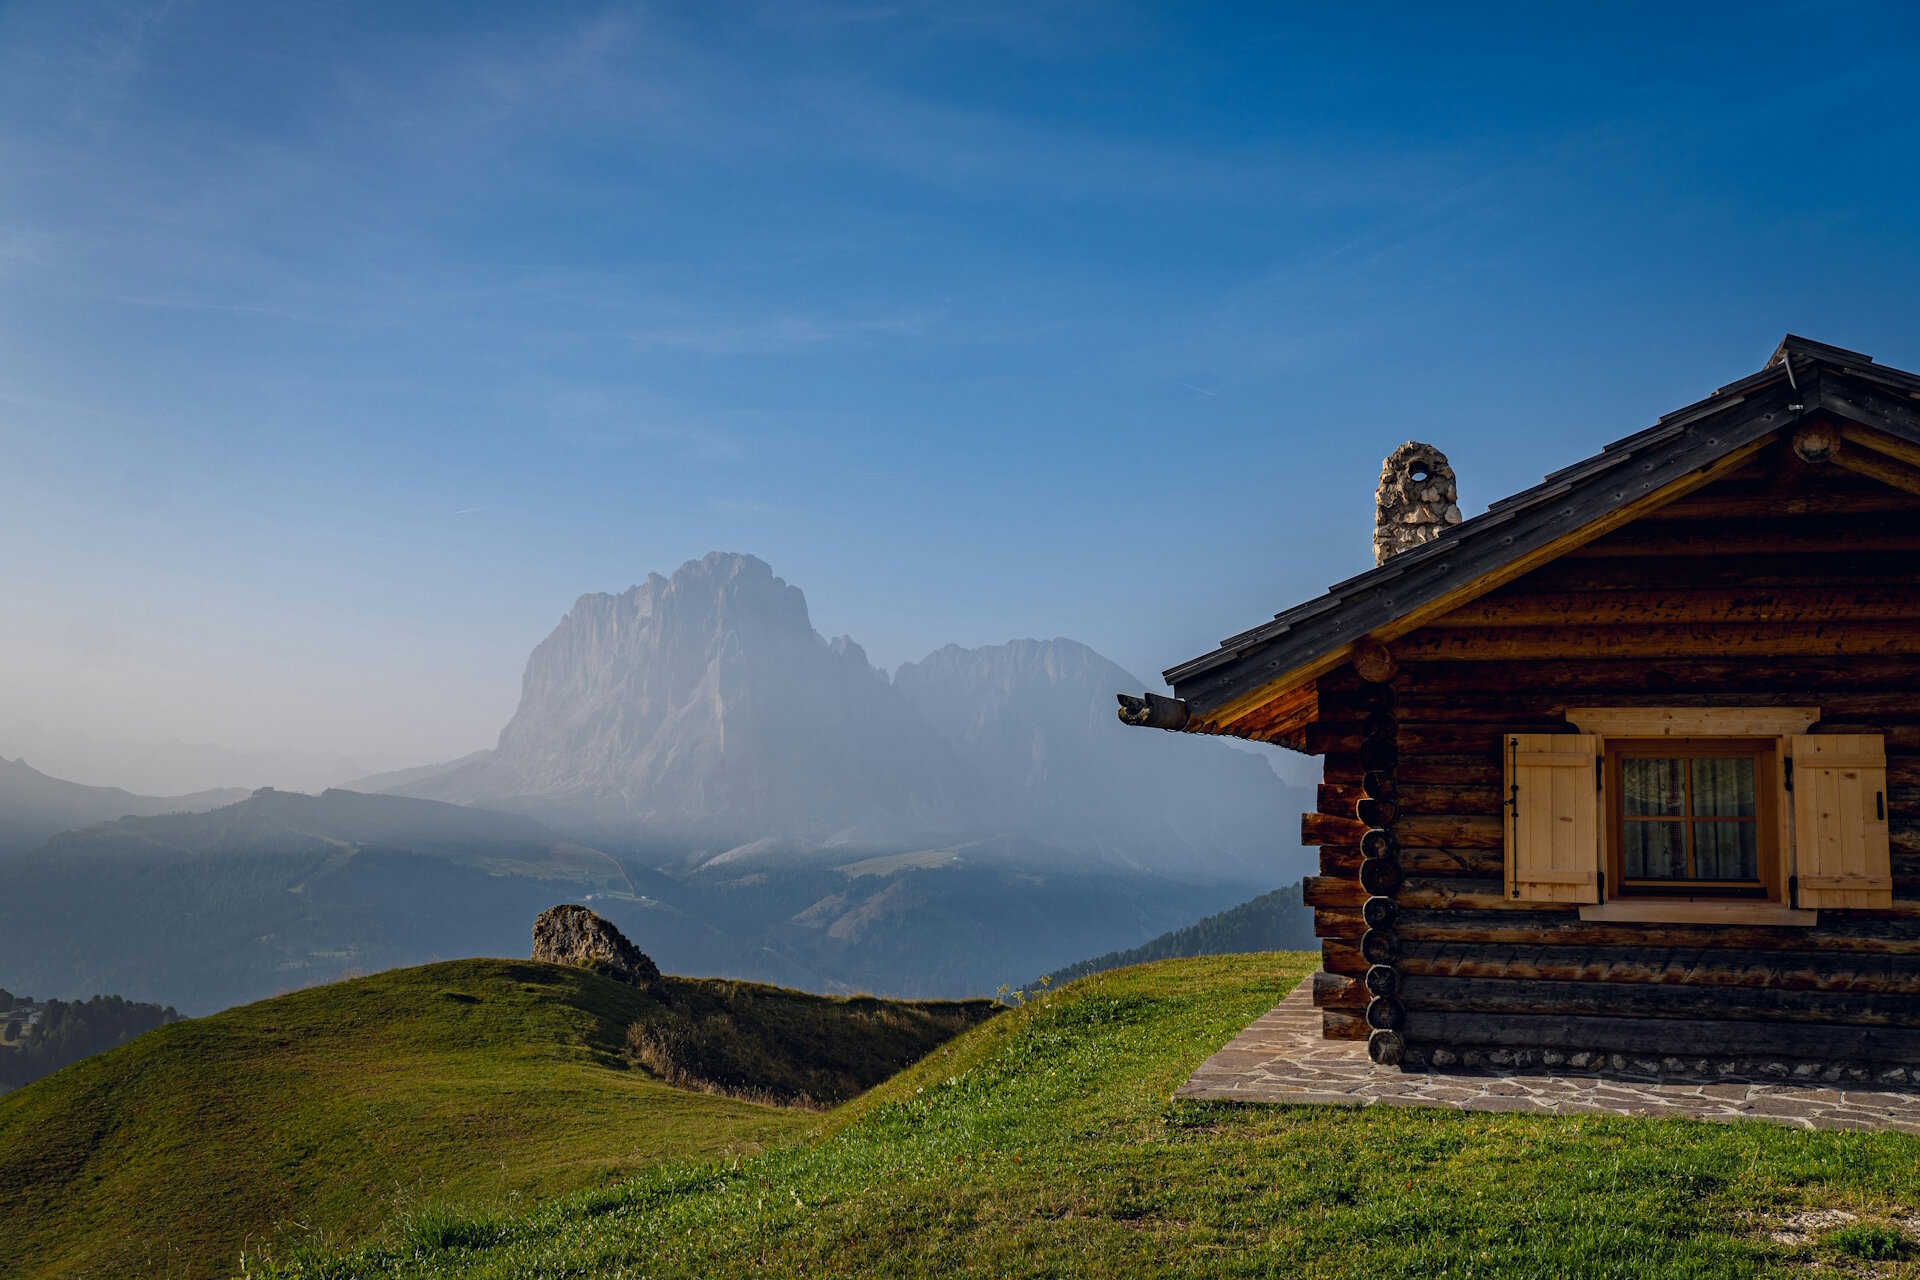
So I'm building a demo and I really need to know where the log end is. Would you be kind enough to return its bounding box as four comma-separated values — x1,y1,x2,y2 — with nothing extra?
1351,636,1397,684
1368,1029,1405,1066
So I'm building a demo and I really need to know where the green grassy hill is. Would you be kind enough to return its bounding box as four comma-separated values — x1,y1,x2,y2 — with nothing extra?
262,953,1920,1280
0,960,994,1279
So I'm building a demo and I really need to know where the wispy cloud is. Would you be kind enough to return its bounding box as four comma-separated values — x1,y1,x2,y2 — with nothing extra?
628,310,937,355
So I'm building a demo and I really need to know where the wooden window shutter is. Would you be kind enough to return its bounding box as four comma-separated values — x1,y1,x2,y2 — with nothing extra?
1789,734,1892,910
1504,734,1602,903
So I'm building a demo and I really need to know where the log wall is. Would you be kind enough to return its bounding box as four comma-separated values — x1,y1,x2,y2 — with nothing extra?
1300,453,1920,1063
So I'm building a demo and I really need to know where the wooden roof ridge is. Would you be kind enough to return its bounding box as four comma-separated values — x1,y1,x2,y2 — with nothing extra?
1122,336,1920,739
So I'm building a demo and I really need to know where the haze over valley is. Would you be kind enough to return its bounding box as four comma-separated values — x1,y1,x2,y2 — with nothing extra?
0,553,1309,1012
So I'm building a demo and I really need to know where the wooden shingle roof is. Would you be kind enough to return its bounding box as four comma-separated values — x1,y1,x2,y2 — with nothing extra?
1124,336,1920,739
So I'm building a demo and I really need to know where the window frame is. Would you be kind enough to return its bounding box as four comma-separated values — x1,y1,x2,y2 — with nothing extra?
1603,736,1783,903
1564,708,1820,922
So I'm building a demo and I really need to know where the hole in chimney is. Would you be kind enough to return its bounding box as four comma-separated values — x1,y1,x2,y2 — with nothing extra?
1375,442,1462,566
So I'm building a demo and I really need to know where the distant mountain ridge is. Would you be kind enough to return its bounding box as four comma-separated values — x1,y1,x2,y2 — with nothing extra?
0,787,631,1011
0,756,247,857
392,552,1306,884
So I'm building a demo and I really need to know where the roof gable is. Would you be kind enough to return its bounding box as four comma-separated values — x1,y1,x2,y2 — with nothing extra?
1139,336,1920,738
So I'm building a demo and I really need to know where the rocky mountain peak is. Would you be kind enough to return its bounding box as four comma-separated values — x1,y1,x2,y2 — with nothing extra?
393,556,1306,883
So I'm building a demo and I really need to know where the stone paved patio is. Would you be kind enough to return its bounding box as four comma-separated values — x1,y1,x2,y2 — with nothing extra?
1177,982,1920,1133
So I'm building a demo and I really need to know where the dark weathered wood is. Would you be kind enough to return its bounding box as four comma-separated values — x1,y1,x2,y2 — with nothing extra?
1401,1011,1920,1063
1368,1029,1405,1065
1397,878,1563,912
1520,551,1920,592
1360,829,1397,860
1303,811,1368,846
1441,587,1920,628
1314,722,1561,755
1321,846,1501,881
1360,858,1403,896
1362,770,1398,800
1399,622,1920,662
1319,845,1361,876
1395,909,1920,955
1362,896,1397,929
1395,815,1504,850
1365,997,1405,1030
1352,637,1397,683
1563,514,1920,559
1638,486,1920,520
1394,656,1920,697
1313,908,1364,940
1302,876,1356,909
1396,941,1920,993
1323,939,1367,976
1360,930,1398,966
1364,964,1399,998
1321,1011,1370,1041
1359,738,1399,772
1400,974,1920,1027
1395,756,1502,787
1313,970,1365,1010
1356,797,1399,827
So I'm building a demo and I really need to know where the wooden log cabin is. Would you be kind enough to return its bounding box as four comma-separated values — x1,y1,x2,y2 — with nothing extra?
1120,335,1920,1072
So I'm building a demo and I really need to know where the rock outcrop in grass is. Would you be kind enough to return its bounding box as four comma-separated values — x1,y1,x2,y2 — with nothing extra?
532,904,663,992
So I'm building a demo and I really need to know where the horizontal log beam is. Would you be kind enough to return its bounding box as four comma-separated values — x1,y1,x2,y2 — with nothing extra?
1320,845,1502,880
1436,587,1920,628
1396,656,1920,696
1302,811,1368,846
1400,974,1920,1027
1389,691,1920,722
1396,909,1920,955
1397,878,1546,912
1567,518,1920,559
1397,941,1920,994
1329,781,1502,814
1312,907,1364,940
1639,486,1920,520
1518,552,1920,592
1303,875,1359,909
1401,1010,1920,1063
1320,1010,1370,1041
1397,623,1920,663
1322,939,1366,977
1312,970,1367,1010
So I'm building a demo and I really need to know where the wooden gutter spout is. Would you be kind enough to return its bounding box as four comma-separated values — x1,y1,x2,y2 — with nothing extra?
1118,692,1190,731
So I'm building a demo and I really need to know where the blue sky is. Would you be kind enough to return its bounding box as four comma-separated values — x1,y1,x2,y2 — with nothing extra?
3,1,1918,770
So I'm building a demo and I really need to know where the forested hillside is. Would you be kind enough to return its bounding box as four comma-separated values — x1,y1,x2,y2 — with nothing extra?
1030,881,1313,992
0,991,180,1091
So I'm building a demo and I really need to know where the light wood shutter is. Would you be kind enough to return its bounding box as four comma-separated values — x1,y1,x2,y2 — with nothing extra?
1504,734,1602,903
1790,734,1892,910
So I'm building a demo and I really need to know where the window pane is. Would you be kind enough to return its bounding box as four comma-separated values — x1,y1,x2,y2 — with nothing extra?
1624,821,1685,879
1690,757,1756,817
1623,759,1686,817
1692,821,1758,881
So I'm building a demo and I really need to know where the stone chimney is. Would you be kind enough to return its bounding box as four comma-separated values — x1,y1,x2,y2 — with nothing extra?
1374,442,1462,565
